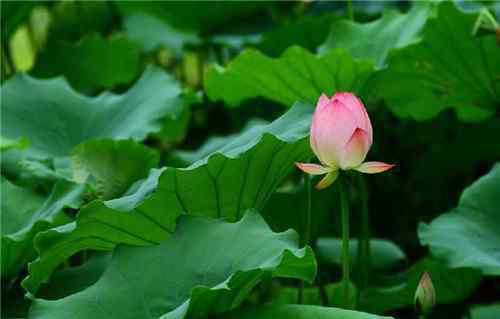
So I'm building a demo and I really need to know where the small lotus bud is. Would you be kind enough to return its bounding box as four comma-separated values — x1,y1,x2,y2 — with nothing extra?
414,272,436,315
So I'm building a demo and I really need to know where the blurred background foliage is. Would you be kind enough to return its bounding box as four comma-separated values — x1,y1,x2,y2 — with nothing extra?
1,1,500,319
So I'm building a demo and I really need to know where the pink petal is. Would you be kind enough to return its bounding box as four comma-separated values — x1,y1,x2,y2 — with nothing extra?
295,162,332,175
311,100,357,167
355,161,396,174
332,92,372,143
315,170,339,190
317,93,331,111
340,128,371,169
310,94,332,158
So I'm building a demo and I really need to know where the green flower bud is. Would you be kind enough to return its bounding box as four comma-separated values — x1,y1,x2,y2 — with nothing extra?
414,272,436,315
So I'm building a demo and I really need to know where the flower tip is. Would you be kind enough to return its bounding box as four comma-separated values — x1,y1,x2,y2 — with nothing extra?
414,271,436,315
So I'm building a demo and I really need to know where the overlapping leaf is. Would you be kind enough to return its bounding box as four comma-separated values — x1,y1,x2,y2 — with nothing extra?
372,2,500,121
319,3,432,66
419,164,500,276
204,46,373,107
1,66,186,159
1,178,85,276
23,103,313,293
28,212,316,319
72,139,159,200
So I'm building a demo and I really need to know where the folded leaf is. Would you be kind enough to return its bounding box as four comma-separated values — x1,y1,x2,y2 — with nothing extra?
23,102,314,293
72,139,159,200
319,3,432,66
419,163,500,275
372,2,500,121
1,66,186,159
1,178,85,276
28,212,316,319
204,46,373,107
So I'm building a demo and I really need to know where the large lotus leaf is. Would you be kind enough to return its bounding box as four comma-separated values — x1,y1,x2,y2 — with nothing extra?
419,164,500,276
1,178,85,276
23,102,313,293
319,3,432,66
359,258,481,313
372,2,500,121
31,34,141,92
72,139,159,200
204,46,373,107
0,66,185,159
470,303,500,319
316,237,406,270
220,304,392,319
28,212,316,319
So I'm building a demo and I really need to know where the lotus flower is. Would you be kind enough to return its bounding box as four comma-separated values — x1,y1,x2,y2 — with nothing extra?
296,92,395,189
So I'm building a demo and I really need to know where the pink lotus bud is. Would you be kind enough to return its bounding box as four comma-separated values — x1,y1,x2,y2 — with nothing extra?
296,92,395,189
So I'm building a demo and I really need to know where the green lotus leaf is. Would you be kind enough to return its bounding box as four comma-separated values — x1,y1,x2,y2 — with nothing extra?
419,164,500,276
220,304,392,319
204,46,373,107
319,3,432,66
316,237,406,270
32,33,141,92
71,139,159,200
28,212,316,319
470,303,500,319
372,2,500,121
23,102,313,293
1,66,186,159
1,178,85,277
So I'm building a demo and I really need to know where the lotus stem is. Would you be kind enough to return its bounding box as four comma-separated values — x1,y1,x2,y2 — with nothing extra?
357,174,370,293
298,173,312,303
339,175,351,308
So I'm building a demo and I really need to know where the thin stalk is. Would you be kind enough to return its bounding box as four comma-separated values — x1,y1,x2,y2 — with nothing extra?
303,174,312,247
317,269,330,306
298,173,312,304
1,40,13,79
346,0,354,21
356,174,370,293
339,175,351,308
